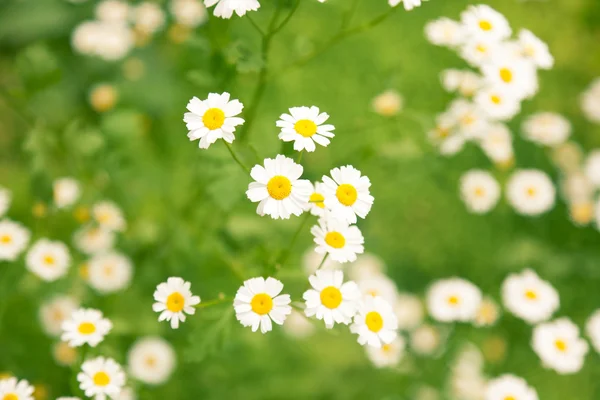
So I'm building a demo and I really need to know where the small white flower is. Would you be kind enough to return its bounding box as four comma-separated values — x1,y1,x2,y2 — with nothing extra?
184,92,244,149
522,112,571,147
322,166,374,224
478,123,514,164
583,150,600,187
427,278,482,323
357,274,399,305
0,186,11,217
303,182,327,217
389,0,424,11
26,239,71,282
502,269,559,324
484,374,538,400
39,295,79,337
0,377,34,400
428,114,465,156
347,253,386,281
410,324,442,356
474,86,521,121
152,277,201,329
461,5,512,42
532,318,589,374
170,0,207,27
133,2,165,34
96,0,130,23
365,336,406,368
73,225,115,255
474,297,500,327
371,90,404,117
72,21,134,61
459,170,501,214
93,201,126,232
460,37,498,67
234,277,292,334
0,219,30,261
61,308,112,347
311,216,364,263
441,69,482,97
425,18,465,47
303,269,361,329
204,0,260,19
88,251,133,294
78,356,126,400
517,29,554,69
585,309,600,353
350,295,398,348
128,337,176,385
482,55,538,100
277,106,335,152
506,169,556,216
394,293,424,331
53,177,81,209
581,78,600,123
447,99,489,139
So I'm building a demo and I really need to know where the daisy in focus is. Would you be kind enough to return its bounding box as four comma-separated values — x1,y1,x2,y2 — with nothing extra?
39,295,79,337
459,169,501,214
78,356,126,400
522,112,571,147
350,295,398,348
532,318,589,374
484,374,538,400
277,106,335,152
0,377,34,400
26,239,71,282
88,251,133,294
61,308,112,347
0,219,30,261
233,277,292,334
152,277,201,329
311,216,364,263
128,337,176,385
502,269,559,324
303,269,361,329
322,166,374,224
53,177,81,209
365,337,406,368
93,201,126,232
427,278,482,323
204,0,260,19
506,170,556,216
246,155,312,219
304,182,327,216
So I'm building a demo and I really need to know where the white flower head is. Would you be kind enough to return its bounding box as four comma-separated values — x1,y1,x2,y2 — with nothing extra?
441,69,482,97
26,239,71,282
74,225,116,256
459,170,501,214
184,92,244,149
484,374,538,400
447,99,489,139
277,106,335,152
322,166,374,224
303,269,361,329
585,309,600,353
522,112,571,147
461,5,511,42
88,251,133,294
350,295,398,348
357,274,399,305
303,182,327,217
93,201,126,232
0,186,11,217
0,219,30,261
133,2,166,34
77,356,126,399
39,295,79,337
394,293,424,331
425,18,465,47
128,337,176,385
114,387,136,400
427,278,482,323
460,37,499,67
53,177,81,209
482,54,538,100
474,296,501,327
234,277,292,334
475,86,521,121
246,155,312,219
532,318,589,374
506,170,556,216
61,308,112,347
479,123,514,164
311,215,364,263
53,341,78,367
583,150,600,188
389,0,424,11
204,0,260,19
347,253,386,281
502,269,559,324
171,0,208,28
152,277,201,329
518,29,554,70
581,78,600,123
0,377,34,400
410,324,442,356
365,336,406,368
372,90,404,117
96,0,130,23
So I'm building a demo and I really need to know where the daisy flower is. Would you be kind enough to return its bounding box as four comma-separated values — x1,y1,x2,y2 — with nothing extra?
365,337,406,368
584,150,600,187
389,0,424,11
303,269,361,329
532,318,589,374
502,269,559,324
522,112,571,147
246,155,312,219
276,106,335,152
73,225,115,255
303,182,327,216
474,86,521,121
350,295,398,348
517,29,554,70
581,78,600,123
53,177,81,209
92,201,126,232
88,252,133,294
233,277,292,334
460,37,498,67
446,99,489,140
482,55,538,100
53,341,78,367
410,323,442,356
357,274,399,304
394,293,424,331
311,216,364,263
474,297,501,327
441,69,482,97
484,374,538,400
347,253,386,281
39,295,79,337
0,186,11,217
61,308,112,347
26,239,71,282
459,169,501,214
184,92,244,149
132,3,165,34
585,309,600,353
0,377,34,400
77,356,126,400
204,0,260,19
170,0,208,28
460,5,511,42
322,166,374,224
96,0,130,23
152,277,201,329
478,123,514,164
371,90,404,117
0,219,30,261
426,278,482,323
425,18,465,47
128,337,176,385
506,170,556,216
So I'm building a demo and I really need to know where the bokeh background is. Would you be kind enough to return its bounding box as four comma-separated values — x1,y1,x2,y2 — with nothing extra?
1,0,600,398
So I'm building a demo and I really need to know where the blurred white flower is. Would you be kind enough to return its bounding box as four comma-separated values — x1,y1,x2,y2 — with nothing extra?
78,357,126,400
581,78,600,123
478,123,514,164
246,155,312,219
460,37,498,67
204,0,260,19
447,99,489,140
234,276,292,334
170,0,208,27
133,3,166,34
473,297,500,327
484,374,538,400
26,239,71,282
347,253,386,281
506,170,556,216
115,387,136,400
93,201,126,232
475,86,521,121
61,308,112,347
153,277,200,329
410,323,442,356
560,172,593,204
427,278,482,322
350,295,398,348
322,166,374,224
74,225,115,256
461,5,512,41
89,83,118,113
277,106,335,152
502,269,559,324
53,177,81,209
311,216,364,263
88,251,133,294
365,336,406,368
394,293,424,331
39,295,79,337
371,90,404,117
450,345,487,400
585,309,600,353
357,274,399,304
0,219,30,261
52,341,78,367
425,18,465,47
96,0,130,23
441,69,482,97
0,186,11,217
459,170,501,214
532,318,589,374
282,310,315,339
522,112,571,147
482,54,538,100
517,29,554,69
128,337,176,385
583,150,600,187
0,377,34,400
428,114,465,156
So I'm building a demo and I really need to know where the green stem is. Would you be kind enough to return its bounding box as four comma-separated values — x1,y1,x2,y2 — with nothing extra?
341,0,362,28
275,212,312,271
296,150,304,164
223,141,250,174
246,14,266,37
315,254,329,271
195,296,232,309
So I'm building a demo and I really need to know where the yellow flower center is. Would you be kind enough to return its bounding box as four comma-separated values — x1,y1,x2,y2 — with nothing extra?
310,193,325,209
93,371,111,387
320,286,343,309
504,396,516,400
367,289,379,297
96,212,112,224
74,206,90,223
336,184,358,206
166,292,185,312
44,255,55,265
325,232,345,249
447,295,460,306
479,20,492,31
461,114,475,126
267,176,292,200
474,187,486,197
526,187,537,197
499,68,513,83
490,95,502,104
78,322,96,335
103,265,114,277
294,119,317,137
202,108,225,130
0,235,12,244
382,344,392,353
3,394,18,400
250,293,273,315
555,339,568,352
365,311,384,333
476,44,487,53
145,356,157,367
525,290,537,300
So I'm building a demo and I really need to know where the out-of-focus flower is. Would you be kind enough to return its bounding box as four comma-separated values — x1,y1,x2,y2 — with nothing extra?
72,21,134,61
357,274,399,304
61,308,112,347
365,336,406,368
389,0,426,11
302,247,341,274
74,225,115,255
0,377,34,400
0,219,30,261
53,178,81,209
371,90,404,117
93,201,126,232
517,29,554,69
502,269,559,324
153,277,200,329
39,296,79,337
171,0,207,27
52,341,78,367
234,277,292,334
322,166,374,224
478,123,513,164
482,54,538,100
552,141,584,173
351,296,398,348
133,3,165,34
0,186,11,217
26,239,71,282
410,323,442,356
204,0,260,19
427,278,482,323
585,309,600,353
311,216,364,263
581,78,600,123
88,252,133,294
394,293,424,331
569,201,594,226
128,337,176,385
584,150,600,187
474,297,500,327
459,170,501,214
506,170,556,216
532,318,589,374
277,106,335,152
425,18,465,47
77,357,126,400
474,86,521,121
441,69,481,97
347,253,386,281
95,0,130,23
461,5,511,41
484,374,538,400
522,112,571,147
447,99,489,139
89,84,118,113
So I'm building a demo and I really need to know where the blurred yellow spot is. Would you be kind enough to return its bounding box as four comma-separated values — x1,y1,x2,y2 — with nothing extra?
490,95,501,104
571,203,593,225
474,187,486,197
382,344,392,353
166,292,185,312
145,356,157,367
294,119,317,137
555,339,568,352
33,384,48,400
80,264,90,280
367,289,379,297
93,371,111,386
168,23,191,44
336,184,357,206
461,114,475,126
78,322,96,335
499,68,513,83
202,108,226,130
32,202,47,218
504,396,516,400
310,193,325,208
447,295,460,305
43,255,55,266
53,341,77,366
320,286,342,309
4,394,18,400
103,264,114,277
74,206,90,223
267,176,292,200
525,290,537,300
479,20,492,31
526,187,537,197
365,311,383,332
90,84,118,113
0,235,12,244
251,293,273,315
325,232,345,249
476,44,487,53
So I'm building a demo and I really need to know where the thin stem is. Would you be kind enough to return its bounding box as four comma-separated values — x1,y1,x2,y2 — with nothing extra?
195,296,232,309
296,150,304,164
223,141,250,174
272,0,301,35
341,0,362,29
275,211,312,270
315,254,329,271
247,14,266,37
